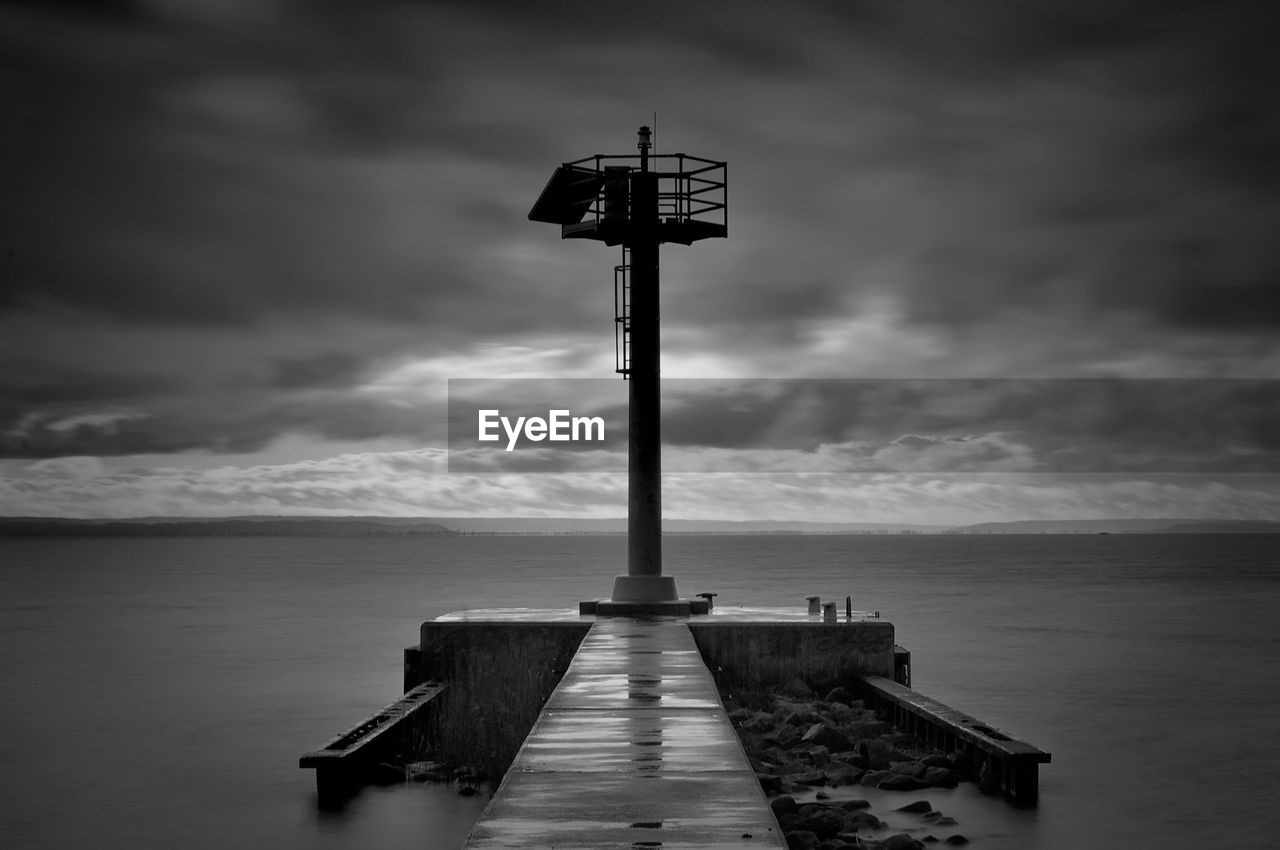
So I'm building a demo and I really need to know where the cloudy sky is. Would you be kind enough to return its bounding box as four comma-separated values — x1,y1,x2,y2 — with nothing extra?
2,0,1277,523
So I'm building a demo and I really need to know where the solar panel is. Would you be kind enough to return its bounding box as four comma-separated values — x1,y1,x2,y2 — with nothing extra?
528,165,604,225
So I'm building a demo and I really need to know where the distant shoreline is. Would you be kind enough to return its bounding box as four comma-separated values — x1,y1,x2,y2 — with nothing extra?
2,516,1277,537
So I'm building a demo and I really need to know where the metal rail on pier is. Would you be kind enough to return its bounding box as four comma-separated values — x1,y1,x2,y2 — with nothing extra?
856,675,1051,805
299,680,447,804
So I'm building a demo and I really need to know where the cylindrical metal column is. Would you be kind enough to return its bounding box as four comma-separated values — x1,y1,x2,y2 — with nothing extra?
606,125,679,604
627,171,661,580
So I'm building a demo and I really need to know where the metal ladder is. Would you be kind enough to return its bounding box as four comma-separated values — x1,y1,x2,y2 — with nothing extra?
614,247,630,377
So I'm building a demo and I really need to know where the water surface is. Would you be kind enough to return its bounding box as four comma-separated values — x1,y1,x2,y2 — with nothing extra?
1,534,1276,849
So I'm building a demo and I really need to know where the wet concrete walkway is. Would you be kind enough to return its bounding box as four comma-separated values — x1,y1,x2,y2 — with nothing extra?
462,616,786,848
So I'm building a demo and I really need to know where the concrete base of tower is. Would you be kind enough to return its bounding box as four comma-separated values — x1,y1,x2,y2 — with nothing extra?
579,575,709,616
609,574,680,602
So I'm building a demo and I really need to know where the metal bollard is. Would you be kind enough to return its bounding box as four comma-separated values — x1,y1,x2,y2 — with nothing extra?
846,595,852,619
806,595,821,615
822,601,837,623
696,592,717,611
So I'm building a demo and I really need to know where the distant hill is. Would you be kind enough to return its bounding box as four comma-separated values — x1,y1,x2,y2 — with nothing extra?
426,517,945,534
0,515,943,536
943,518,1280,534
0,517,453,537
2,515,1274,537
1152,520,1280,534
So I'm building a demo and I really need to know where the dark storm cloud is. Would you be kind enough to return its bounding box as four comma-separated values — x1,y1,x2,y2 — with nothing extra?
268,352,368,390
656,379,1280,472
2,0,144,22
854,1,1280,334
3,0,1278,465
0,2,567,334
0,388,445,459
440,378,1279,473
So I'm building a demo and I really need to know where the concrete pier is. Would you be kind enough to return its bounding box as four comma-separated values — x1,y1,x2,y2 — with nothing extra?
462,617,786,848
305,606,1049,834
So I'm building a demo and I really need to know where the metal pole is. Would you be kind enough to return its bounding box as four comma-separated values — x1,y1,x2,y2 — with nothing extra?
608,126,677,603
628,168,660,581
630,125,660,584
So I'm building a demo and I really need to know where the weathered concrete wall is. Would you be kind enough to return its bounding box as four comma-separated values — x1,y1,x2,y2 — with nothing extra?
411,622,591,785
688,621,895,695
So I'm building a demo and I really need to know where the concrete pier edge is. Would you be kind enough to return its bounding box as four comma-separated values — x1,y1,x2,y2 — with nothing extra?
304,606,1051,839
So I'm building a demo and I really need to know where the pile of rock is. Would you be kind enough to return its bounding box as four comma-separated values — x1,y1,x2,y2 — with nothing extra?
725,681,973,849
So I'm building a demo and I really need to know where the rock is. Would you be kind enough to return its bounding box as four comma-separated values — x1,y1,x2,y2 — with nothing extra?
922,836,939,844
405,760,449,782
859,769,889,786
824,702,857,722
786,709,826,729
943,836,969,846
776,726,802,748
782,678,815,698
845,720,895,741
923,767,959,788
791,805,847,839
895,800,933,814
836,798,871,811
785,829,820,849
921,754,952,768
777,813,804,831
761,746,789,764
825,686,855,705
804,744,831,764
843,810,883,831
922,815,957,827
758,773,783,794
780,757,810,776
771,795,800,816
803,722,853,752
865,740,915,770
875,834,925,850
878,773,930,791
832,751,868,769
824,763,865,786
949,750,975,775
790,770,827,786
889,760,928,779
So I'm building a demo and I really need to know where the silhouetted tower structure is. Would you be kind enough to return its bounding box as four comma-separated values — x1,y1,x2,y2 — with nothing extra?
529,126,727,612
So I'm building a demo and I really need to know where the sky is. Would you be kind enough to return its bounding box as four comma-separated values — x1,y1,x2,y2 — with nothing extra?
1,0,1278,523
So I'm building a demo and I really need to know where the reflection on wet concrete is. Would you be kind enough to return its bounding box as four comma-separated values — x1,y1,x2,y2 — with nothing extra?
462,617,785,848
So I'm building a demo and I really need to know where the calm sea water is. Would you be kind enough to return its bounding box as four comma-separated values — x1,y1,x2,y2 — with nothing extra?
1,534,1277,849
